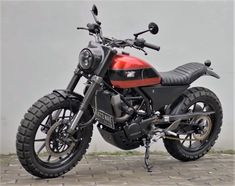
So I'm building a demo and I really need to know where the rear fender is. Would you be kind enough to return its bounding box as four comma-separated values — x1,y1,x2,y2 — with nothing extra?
206,69,220,79
165,95,185,115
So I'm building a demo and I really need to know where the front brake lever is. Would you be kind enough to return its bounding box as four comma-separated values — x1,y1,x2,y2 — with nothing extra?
135,46,148,55
142,49,148,55
125,39,147,55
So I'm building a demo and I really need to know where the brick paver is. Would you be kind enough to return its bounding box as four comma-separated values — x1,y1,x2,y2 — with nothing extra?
0,153,234,186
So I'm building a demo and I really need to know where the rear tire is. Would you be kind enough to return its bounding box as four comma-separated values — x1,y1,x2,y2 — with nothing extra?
16,92,93,178
163,87,222,161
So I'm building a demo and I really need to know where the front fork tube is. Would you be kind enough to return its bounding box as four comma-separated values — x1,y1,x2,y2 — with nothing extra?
66,68,83,92
67,48,117,133
68,75,102,133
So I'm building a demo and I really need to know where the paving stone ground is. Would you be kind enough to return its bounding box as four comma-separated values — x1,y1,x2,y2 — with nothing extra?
0,153,234,186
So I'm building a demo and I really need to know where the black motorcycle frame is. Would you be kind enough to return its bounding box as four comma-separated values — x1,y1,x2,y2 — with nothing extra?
16,5,222,175
53,7,219,153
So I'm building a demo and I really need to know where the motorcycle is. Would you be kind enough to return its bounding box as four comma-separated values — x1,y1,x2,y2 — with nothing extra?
16,5,223,177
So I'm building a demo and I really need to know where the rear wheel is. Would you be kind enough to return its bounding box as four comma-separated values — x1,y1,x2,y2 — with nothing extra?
16,92,93,178
163,87,222,161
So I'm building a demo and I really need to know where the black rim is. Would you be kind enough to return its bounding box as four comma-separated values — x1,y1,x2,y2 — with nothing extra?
33,106,84,168
179,101,214,152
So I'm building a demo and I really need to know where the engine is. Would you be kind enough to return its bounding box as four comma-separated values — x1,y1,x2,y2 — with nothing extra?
90,88,146,150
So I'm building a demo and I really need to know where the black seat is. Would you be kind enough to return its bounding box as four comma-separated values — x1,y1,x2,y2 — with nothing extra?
159,63,207,86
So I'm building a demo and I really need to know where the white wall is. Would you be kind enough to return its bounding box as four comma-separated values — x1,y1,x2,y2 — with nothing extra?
1,0,234,154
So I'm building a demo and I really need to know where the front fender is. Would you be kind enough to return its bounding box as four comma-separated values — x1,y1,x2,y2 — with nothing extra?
53,89,93,116
53,89,84,100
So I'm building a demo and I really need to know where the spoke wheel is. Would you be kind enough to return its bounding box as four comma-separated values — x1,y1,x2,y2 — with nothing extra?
34,108,79,166
179,102,213,152
163,87,222,161
16,92,93,178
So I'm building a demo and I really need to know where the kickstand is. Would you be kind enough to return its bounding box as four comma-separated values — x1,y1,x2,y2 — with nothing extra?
143,138,153,172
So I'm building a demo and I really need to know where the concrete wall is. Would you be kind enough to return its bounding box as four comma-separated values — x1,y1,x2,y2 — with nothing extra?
1,0,234,154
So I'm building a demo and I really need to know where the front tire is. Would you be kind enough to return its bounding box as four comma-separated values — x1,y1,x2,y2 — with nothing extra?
16,92,93,178
163,87,223,161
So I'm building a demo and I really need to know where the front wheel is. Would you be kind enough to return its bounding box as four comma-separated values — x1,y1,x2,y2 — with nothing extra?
163,87,223,161
16,92,93,178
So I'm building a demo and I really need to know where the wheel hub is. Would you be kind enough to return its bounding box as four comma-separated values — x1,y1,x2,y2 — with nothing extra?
192,115,212,141
45,121,75,157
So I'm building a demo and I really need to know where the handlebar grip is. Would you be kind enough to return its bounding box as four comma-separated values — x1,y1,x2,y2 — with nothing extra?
144,42,160,51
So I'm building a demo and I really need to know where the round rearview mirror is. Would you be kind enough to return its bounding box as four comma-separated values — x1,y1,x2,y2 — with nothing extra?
92,5,98,16
148,22,159,35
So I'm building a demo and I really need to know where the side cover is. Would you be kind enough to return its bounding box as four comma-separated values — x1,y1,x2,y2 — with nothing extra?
141,85,189,111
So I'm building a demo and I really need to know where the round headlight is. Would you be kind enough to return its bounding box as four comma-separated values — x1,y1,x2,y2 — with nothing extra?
78,47,103,72
79,49,94,70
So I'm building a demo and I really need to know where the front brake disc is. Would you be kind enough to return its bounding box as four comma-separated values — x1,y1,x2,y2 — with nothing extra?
45,121,75,157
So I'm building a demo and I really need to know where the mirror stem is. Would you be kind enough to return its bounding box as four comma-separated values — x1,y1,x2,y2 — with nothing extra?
91,11,101,25
134,29,149,39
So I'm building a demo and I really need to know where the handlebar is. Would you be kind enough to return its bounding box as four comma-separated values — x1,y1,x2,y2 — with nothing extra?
78,8,160,54
144,42,160,51
77,24,160,53
133,38,160,52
